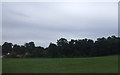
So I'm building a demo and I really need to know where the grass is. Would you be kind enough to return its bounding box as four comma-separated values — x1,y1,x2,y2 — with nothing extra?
0,58,1,74
2,55,118,73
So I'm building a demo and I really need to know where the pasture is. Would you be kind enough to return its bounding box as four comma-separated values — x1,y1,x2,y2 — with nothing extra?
2,55,118,73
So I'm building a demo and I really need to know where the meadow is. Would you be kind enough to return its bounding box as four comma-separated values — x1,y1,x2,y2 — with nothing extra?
2,55,118,73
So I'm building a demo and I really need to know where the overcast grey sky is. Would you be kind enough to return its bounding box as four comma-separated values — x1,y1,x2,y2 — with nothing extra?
2,2,118,47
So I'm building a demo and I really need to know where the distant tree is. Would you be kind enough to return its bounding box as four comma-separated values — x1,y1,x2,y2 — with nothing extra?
68,39,77,57
106,36,119,55
31,46,44,57
0,45,1,56
2,42,13,55
13,44,25,55
86,39,94,56
24,42,35,53
47,43,59,57
92,37,107,56
57,38,69,57
57,38,68,47
2,35,120,58
74,39,92,57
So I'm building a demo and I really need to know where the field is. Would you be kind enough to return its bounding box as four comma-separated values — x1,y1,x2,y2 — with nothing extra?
0,59,1,74
2,55,118,73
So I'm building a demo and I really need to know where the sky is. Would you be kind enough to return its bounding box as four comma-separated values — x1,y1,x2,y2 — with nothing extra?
2,2,118,47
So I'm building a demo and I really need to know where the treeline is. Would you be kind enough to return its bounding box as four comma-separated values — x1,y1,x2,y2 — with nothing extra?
1,35,120,58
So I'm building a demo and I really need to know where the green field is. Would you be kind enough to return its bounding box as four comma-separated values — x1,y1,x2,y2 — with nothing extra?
2,55,118,73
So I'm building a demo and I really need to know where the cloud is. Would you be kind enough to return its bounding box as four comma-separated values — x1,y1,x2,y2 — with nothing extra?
2,2,118,47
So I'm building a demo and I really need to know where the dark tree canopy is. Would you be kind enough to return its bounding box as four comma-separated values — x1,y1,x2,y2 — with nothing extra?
2,35,120,58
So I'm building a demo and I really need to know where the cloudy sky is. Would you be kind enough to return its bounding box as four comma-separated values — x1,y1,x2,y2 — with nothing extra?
2,2,118,47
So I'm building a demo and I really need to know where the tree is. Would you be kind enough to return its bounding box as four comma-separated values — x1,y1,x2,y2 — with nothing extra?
24,42,35,53
2,35,120,58
68,39,77,57
2,42,13,55
57,38,69,57
13,44,25,56
47,43,59,57
31,46,44,57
